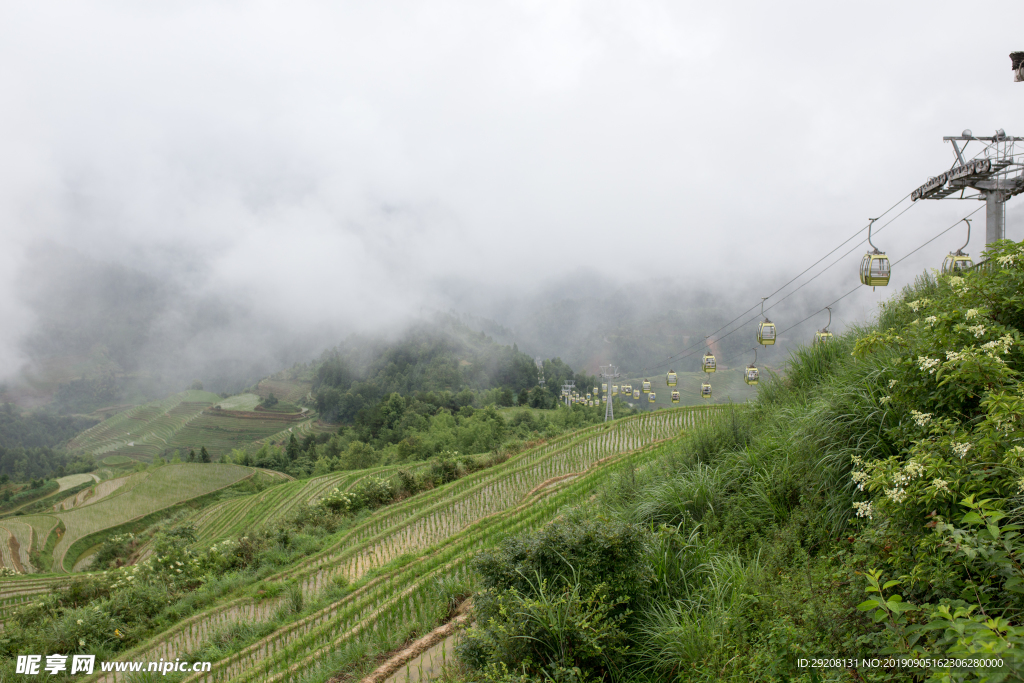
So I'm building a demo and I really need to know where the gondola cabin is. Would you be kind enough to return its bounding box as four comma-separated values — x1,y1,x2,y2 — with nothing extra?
642,379,651,393
813,330,834,344
700,382,712,399
666,371,677,386
612,385,618,395
757,320,777,346
621,384,632,395
941,253,973,273
593,387,599,397
648,392,656,403
602,383,608,394
702,353,716,373
671,390,680,404
633,389,640,400
859,253,890,287
745,365,759,385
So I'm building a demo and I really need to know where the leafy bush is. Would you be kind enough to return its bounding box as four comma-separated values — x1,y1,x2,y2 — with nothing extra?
459,510,652,680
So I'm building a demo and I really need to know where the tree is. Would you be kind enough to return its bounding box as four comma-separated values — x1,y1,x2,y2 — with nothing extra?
190,380,204,391
187,449,196,463
200,446,211,463
262,392,279,408
340,441,377,470
286,434,300,461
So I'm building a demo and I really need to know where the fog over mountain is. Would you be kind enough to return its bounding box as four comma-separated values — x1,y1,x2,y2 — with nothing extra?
1,1,1021,400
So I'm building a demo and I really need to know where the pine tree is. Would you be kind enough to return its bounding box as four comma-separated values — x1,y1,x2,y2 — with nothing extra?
200,446,211,463
286,434,300,461
187,449,196,463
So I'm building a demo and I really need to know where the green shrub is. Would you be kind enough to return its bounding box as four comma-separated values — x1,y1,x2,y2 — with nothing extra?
459,510,652,679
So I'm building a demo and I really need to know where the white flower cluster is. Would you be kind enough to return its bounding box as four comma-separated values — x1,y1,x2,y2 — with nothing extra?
208,539,238,554
908,299,926,312
998,253,1018,266
1017,476,1024,495
879,396,891,405
885,487,907,504
910,410,933,427
925,315,939,326
932,479,950,494
888,379,898,389
968,324,987,338
965,308,979,319
917,356,940,374
952,442,972,459
980,334,1014,356
851,470,869,491
946,276,970,294
854,501,873,518
946,350,967,362
904,461,925,479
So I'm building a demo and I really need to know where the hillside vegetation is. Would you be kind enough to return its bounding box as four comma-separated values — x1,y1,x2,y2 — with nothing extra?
0,406,713,683
312,315,596,423
445,239,1024,682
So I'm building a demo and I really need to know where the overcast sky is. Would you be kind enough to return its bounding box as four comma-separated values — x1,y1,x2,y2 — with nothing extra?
1,0,1022,380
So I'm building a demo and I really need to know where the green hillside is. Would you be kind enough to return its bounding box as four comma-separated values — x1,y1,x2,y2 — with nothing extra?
15,463,255,573
65,389,313,463
0,242,1020,682
0,406,712,681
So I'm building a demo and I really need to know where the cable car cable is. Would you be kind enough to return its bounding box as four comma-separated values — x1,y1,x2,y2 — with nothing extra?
736,204,988,351
638,142,997,375
643,201,920,373
695,205,987,373
639,194,916,372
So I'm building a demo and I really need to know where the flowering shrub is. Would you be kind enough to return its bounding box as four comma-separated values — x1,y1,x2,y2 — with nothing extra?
849,239,1024,662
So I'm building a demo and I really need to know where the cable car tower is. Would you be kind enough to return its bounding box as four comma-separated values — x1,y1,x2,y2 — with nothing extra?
561,380,575,409
599,364,620,422
911,128,1024,244
535,357,545,388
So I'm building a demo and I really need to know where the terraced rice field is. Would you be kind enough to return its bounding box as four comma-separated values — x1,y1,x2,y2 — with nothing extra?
216,394,262,411
255,378,311,404
18,464,255,572
55,473,99,492
0,520,32,573
53,472,144,512
187,463,432,550
67,391,223,462
86,406,722,683
168,412,310,459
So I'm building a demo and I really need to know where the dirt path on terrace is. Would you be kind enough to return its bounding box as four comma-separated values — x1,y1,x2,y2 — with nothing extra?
8,536,24,574
356,601,472,683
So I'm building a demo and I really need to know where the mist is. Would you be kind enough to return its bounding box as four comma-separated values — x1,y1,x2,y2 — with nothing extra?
1,1,1022,400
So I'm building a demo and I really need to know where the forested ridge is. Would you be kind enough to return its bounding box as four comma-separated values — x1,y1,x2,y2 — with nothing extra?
312,314,597,423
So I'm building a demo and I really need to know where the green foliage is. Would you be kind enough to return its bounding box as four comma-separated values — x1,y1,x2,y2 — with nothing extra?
0,409,98,451
311,315,594,423
0,479,59,512
455,241,1024,681
460,511,652,679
